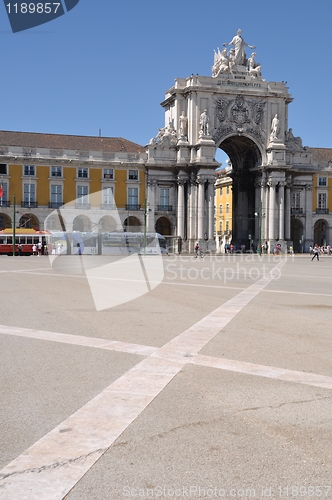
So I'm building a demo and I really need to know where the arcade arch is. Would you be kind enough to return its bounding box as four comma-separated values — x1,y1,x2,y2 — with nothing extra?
217,135,262,245
19,214,39,229
314,219,327,246
123,216,141,232
98,215,118,232
291,218,304,253
73,215,91,232
155,216,172,236
0,213,11,229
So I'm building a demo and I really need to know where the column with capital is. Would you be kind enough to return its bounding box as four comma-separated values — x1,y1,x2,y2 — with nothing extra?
261,176,268,242
278,181,286,241
177,177,186,239
305,184,313,251
268,180,277,240
285,179,291,241
254,179,261,241
146,179,156,232
197,176,205,240
207,179,214,241
187,176,196,243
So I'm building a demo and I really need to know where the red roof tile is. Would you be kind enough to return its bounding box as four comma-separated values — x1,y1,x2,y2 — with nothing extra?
0,130,145,153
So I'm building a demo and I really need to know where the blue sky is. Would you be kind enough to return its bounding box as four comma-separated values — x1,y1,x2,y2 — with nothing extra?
1,0,331,167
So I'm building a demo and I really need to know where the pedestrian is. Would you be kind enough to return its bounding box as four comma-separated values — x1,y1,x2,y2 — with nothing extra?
52,243,56,255
311,244,320,261
32,244,37,256
194,241,200,258
289,245,294,255
18,243,23,256
37,241,42,256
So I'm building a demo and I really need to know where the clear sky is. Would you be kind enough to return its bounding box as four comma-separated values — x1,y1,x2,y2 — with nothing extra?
1,0,331,167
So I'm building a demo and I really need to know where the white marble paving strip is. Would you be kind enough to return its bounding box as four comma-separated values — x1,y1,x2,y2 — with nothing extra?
191,355,332,390
0,259,286,499
0,324,157,356
0,356,184,500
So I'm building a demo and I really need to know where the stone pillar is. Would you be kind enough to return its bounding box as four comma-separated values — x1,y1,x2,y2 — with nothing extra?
207,180,214,240
188,176,197,243
146,179,156,232
278,181,285,240
262,178,268,242
177,177,185,238
268,180,277,240
197,176,205,240
285,180,291,241
305,184,313,251
254,180,261,240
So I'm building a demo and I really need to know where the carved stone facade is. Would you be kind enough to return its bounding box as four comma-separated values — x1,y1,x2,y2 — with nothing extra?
145,29,332,253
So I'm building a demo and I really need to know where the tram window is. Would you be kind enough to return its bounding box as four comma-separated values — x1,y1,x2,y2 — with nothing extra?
0,237,4,244
27,237,32,244
33,237,39,244
15,237,19,244
8,237,12,244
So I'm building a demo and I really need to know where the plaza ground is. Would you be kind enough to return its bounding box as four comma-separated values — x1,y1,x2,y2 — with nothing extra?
0,253,331,499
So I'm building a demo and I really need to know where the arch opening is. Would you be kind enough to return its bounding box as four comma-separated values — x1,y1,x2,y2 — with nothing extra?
218,135,262,246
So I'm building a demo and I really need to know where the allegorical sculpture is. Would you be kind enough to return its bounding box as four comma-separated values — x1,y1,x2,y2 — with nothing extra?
199,109,210,136
270,114,280,142
149,121,178,147
247,52,262,78
223,29,255,66
212,47,233,78
179,111,188,139
212,29,262,80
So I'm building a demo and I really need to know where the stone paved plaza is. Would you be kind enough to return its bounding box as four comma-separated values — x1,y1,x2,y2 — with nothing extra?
0,253,332,499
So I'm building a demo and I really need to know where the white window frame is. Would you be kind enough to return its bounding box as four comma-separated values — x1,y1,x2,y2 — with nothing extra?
23,165,35,176
51,166,62,177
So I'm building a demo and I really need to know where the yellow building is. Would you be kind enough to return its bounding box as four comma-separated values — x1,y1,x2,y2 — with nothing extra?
0,131,146,232
310,148,332,246
214,163,233,252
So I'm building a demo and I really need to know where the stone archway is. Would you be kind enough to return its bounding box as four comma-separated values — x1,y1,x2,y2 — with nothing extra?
73,215,91,232
123,216,141,232
218,135,262,246
0,213,11,229
155,216,172,236
98,215,118,232
314,219,327,246
19,214,39,229
291,218,304,253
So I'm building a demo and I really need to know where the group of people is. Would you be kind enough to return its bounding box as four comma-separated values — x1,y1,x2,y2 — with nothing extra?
32,242,48,256
310,244,331,261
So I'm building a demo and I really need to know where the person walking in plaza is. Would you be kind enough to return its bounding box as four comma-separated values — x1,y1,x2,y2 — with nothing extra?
194,241,200,258
311,244,320,261
32,244,37,256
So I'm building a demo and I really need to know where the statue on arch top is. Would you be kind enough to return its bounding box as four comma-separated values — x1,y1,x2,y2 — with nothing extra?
223,29,255,66
247,52,262,79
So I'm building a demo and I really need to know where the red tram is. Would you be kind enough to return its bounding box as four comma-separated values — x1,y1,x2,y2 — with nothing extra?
0,228,51,256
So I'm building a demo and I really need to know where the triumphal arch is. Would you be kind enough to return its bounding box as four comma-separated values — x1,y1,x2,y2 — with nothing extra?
146,29,315,253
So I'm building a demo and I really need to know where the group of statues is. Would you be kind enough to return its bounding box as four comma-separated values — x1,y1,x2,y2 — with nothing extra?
150,111,303,150
149,108,211,146
212,29,262,79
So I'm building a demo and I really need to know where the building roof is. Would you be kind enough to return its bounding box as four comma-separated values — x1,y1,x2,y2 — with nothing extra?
0,130,144,153
310,148,332,166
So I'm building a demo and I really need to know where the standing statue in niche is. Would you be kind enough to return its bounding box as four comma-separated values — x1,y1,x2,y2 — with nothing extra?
179,111,188,138
199,109,209,136
223,29,255,66
270,114,280,142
